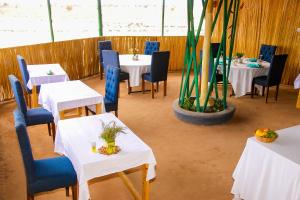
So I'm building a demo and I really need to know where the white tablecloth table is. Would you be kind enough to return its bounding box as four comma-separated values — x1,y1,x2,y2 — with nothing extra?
55,113,157,200
231,125,300,200
38,80,103,123
119,54,151,87
27,64,69,107
294,74,300,108
228,60,270,97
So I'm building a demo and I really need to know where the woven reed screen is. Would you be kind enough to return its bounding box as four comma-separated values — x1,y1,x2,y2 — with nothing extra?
0,36,191,101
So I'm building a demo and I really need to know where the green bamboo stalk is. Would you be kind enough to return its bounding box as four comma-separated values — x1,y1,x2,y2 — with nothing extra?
195,0,208,44
97,0,103,36
212,0,223,31
47,0,54,42
222,0,228,108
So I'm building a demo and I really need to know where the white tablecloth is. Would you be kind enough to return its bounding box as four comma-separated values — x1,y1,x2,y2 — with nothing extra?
228,60,270,97
294,74,300,89
38,80,103,123
231,125,300,200
27,64,69,89
55,113,157,200
119,54,151,87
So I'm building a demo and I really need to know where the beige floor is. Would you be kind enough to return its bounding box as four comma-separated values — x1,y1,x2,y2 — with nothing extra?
1,72,300,200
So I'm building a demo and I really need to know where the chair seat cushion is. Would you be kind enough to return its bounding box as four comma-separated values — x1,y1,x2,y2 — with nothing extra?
104,98,117,112
29,156,77,195
253,76,268,86
142,73,153,82
26,108,54,126
120,71,129,81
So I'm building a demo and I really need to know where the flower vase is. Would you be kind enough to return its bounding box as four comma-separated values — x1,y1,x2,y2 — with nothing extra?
106,141,116,154
132,54,138,61
238,58,243,64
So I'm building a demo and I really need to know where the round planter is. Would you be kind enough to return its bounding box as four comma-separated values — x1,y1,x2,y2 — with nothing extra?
173,99,235,125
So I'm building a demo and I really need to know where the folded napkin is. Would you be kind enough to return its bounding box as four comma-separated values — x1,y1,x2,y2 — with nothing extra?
248,58,257,62
247,63,261,68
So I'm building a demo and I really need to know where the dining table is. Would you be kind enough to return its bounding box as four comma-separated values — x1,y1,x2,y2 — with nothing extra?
38,80,104,124
27,63,69,107
228,59,270,97
294,74,300,108
54,113,157,200
231,125,300,200
119,54,152,87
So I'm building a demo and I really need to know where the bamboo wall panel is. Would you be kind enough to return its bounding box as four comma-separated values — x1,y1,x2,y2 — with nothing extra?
213,0,300,85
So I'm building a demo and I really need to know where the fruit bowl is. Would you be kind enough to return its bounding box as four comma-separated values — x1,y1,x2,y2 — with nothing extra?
255,128,278,143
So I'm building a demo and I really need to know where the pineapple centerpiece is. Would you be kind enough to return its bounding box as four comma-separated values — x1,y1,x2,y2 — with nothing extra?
255,128,278,143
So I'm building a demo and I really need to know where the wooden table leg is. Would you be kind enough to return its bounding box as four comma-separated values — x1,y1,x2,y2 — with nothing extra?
31,85,38,108
297,90,300,109
142,164,150,200
59,110,65,120
96,103,102,114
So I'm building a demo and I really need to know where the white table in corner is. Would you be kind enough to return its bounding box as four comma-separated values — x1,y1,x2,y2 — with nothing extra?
27,64,69,107
294,74,300,108
54,113,157,200
119,54,152,87
231,125,300,200
38,80,104,124
228,59,270,97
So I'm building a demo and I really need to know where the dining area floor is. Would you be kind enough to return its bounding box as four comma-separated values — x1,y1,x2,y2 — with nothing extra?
1,72,300,200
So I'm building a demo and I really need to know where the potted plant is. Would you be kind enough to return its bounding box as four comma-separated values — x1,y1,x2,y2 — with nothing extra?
236,52,244,63
99,121,126,155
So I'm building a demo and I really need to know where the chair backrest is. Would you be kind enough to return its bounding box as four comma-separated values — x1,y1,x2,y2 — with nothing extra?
105,66,120,105
13,109,35,185
17,55,30,92
102,50,120,73
150,51,170,82
267,54,288,86
8,75,27,116
144,41,160,55
99,40,112,64
259,44,277,63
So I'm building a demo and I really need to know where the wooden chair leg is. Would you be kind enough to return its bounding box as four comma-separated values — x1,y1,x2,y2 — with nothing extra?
164,80,167,96
262,86,265,96
100,64,103,80
142,78,145,94
51,122,56,142
151,83,154,99
156,82,159,92
127,79,131,94
115,110,118,118
275,85,279,101
265,86,269,103
47,123,51,136
251,83,255,98
65,187,69,196
85,106,89,116
71,184,78,200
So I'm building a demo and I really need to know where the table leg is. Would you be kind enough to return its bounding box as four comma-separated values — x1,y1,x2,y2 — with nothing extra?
297,90,300,109
59,110,65,120
142,164,150,200
31,85,38,108
96,103,102,114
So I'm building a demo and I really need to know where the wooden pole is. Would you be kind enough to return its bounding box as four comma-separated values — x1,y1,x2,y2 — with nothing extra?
200,0,213,106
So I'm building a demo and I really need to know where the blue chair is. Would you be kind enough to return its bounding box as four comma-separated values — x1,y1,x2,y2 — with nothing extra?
17,55,40,107
142,51,170,98
251,54,288,103
8,75,55,140
85,66,120,117
102,50,131,94
259,44,277,63
13,109,78,200
144,41,160,55
99,40,112,79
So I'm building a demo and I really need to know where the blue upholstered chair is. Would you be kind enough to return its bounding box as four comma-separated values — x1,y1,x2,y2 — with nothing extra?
13,109,78,200
85,66,120,117
8,75,55,140
99,40,112,79
251,54,288,103
17,55,40,107
102,50,131,94
144,41,160,55
142,51,170,98
259,44,277,63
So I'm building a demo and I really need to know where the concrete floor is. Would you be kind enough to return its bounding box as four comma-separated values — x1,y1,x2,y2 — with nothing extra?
1,72,300,200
